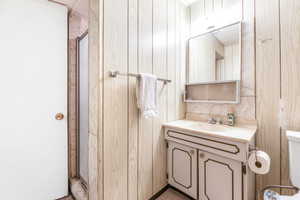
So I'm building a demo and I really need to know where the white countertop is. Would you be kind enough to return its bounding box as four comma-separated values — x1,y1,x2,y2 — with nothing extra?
163,120,257,143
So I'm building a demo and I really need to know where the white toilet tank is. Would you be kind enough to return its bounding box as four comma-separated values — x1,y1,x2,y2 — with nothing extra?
287,131,300,188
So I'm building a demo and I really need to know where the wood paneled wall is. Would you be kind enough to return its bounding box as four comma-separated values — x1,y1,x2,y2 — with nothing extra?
90,0,188,200
280,0,300,195
255,0,281,197
89,0,300,200
256,0,300,199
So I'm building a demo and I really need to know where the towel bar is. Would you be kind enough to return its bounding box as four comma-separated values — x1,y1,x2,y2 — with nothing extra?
109,70,172,84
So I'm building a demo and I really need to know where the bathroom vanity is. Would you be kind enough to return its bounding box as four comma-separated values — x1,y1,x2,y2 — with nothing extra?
164,120,257,200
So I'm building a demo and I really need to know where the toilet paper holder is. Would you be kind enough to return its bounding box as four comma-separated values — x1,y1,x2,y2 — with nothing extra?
249,146,263,168
252,145,300,194
249,145,258,152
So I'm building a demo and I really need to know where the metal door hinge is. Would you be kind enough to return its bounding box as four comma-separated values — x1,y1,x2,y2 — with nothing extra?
242,164,247,175
166,173,169,179
166,142,169,148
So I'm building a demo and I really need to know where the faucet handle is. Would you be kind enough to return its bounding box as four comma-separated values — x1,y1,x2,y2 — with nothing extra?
226,113,235,126
208,117,217,124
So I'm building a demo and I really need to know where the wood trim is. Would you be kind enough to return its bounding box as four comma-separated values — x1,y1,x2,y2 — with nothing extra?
148,185,195,200
67,10,73,179
56,195,73,200
88,0,103,199
169,185,196,200
149,185,170,200
75,35,80,179
48,0,69,7
167,130,240,154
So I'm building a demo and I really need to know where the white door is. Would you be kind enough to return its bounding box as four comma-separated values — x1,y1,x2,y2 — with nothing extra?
198,150,242,200
168,142,197,199
0,0,68,200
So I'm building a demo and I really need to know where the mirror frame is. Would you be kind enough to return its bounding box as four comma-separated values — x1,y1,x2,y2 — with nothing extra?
186,21,243,85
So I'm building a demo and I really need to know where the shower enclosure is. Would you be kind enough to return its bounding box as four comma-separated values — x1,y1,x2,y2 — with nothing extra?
77,32,89,187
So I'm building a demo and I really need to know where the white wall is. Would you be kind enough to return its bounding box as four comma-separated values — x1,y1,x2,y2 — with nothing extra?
189,0,242,36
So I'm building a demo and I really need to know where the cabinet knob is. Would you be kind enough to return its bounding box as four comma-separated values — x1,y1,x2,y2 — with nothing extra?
199,152,205,159
55,113,64,120
190,150,195,155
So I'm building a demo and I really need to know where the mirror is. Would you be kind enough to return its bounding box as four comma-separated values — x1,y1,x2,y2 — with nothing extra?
187,22,241,84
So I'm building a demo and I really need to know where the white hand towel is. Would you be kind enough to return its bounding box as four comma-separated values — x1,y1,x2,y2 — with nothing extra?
136,73,158,118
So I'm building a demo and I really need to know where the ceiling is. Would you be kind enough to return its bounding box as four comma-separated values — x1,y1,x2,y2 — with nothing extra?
50,0,88,19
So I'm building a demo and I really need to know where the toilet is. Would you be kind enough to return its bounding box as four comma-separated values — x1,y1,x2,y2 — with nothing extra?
285,131,300,199
265,131,300,200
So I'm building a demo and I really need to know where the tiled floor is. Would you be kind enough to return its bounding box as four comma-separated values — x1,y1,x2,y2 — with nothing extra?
61,189,190,200
156,188,192,200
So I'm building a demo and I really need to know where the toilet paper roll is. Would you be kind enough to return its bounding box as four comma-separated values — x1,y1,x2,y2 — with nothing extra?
248,151,271,175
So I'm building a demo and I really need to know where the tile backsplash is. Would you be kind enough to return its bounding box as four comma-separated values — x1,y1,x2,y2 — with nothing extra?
186,96,255,121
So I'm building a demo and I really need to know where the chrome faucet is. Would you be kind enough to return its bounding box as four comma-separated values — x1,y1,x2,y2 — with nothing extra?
226,113,235,126
208,118,217,124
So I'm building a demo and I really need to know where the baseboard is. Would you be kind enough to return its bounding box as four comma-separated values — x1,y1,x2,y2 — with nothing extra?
149,185,170,200
56,195,73,200
149,184,195,200
168,185,195,200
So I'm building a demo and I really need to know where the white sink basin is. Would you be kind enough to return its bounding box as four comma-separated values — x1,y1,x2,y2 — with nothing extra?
188,123,231,132
163,120,257,143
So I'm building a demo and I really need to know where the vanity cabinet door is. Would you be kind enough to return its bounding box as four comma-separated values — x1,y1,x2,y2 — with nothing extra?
198,150,242,200
168,142,197,199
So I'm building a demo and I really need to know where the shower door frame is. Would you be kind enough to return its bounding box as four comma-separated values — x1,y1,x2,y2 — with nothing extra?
76,30,89,189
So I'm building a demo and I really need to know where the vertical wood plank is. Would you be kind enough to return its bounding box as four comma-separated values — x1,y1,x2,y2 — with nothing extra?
214,0,223,11
280,0,300,195
89,0,102,199
241,0,255,97
190,0,205,36
138,0,154,198
128,0,139,199
175,1,181,118
179,4,189,119
204,0,214,16
167,0,177,121
223,0,239,9
153,0,168,194
103,0,128,199
256,0,281,198
175,2,187,119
